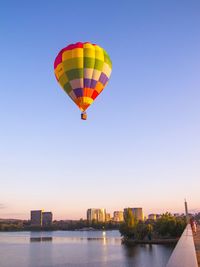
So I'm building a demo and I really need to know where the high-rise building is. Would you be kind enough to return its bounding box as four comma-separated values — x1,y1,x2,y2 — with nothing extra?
133,208,144,221
31,210,53,227
124,207,144,221
31,210,42,226
106,213,111,222
87,208,106,223
156,214,161,219
42,212,53,226
148,214,157,220
87,209,97,222
98,208,106,222
113,211,124,222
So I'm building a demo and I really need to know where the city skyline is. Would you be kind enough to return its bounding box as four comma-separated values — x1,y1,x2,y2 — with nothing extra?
0,203,195,221
1,1,200,220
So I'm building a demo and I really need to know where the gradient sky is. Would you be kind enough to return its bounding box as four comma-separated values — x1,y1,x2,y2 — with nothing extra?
0,0,200,220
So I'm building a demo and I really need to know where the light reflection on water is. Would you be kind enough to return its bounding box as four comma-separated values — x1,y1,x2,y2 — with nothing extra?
0,230,174,267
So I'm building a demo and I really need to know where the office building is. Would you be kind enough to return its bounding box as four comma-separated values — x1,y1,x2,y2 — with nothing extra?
31,210,42,226
124,207,144,221
31,210,53,227
148,214,157,220
87,208,106,223
42,212,53,226
113,211,124,222
106,213,111,222
98,208,106,222
156,214,162,219
87,209,97,222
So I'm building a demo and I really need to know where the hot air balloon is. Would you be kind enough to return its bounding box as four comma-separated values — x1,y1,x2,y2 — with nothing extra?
54,42,112,120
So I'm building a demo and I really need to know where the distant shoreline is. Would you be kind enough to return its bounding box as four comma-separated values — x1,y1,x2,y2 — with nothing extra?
0,229,118,232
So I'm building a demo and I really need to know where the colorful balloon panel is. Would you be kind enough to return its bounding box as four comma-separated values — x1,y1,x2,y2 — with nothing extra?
54,42,112,112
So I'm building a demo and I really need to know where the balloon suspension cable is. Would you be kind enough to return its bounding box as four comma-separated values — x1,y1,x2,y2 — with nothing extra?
81,112,87,120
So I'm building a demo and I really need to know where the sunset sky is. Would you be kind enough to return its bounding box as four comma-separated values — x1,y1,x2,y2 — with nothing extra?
1,0,200,220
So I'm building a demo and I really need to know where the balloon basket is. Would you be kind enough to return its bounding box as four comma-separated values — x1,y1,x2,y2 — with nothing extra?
81,112,87,120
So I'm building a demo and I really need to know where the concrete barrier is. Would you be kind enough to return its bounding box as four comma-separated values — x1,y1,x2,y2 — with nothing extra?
166,224,198,267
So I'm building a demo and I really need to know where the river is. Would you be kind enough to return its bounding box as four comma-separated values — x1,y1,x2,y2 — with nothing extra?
0,230,174,267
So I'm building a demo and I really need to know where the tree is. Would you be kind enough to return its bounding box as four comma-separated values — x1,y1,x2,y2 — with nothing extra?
119,208,138,239
135,222,148,240
155,213,186,238
146,223,153,240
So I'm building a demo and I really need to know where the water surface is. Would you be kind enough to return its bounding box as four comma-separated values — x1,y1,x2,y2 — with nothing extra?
0,231,174,267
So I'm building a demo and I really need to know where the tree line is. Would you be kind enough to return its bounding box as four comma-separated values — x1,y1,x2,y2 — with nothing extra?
0,219,121,231
120,208,186,241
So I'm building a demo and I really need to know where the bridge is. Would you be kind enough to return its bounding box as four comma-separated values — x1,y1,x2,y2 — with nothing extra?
166,224,200,267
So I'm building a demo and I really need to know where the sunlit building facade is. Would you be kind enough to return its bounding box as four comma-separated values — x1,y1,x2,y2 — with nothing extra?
124,207,144,221
148,214,157,220
106,213,111,222
113,211,124,222
87,209,97,222
87,208,106,222
98,208,106,222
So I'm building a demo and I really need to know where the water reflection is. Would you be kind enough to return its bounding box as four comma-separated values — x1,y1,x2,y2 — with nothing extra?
122,243,175,267
28,230,116,245
0,231,174,267
30,237,52,242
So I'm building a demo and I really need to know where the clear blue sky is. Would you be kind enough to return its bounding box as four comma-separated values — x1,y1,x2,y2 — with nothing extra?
0,0,200,219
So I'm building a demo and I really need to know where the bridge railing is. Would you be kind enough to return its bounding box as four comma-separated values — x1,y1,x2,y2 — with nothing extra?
166,224,198,267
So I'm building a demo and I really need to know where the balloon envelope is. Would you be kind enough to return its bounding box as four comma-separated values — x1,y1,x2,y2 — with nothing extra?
54,42,112,112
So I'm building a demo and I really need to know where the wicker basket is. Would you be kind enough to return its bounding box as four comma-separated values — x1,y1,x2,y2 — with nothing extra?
81,113,87,120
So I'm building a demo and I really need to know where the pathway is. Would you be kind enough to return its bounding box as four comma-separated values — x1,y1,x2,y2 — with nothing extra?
194,225,200,267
